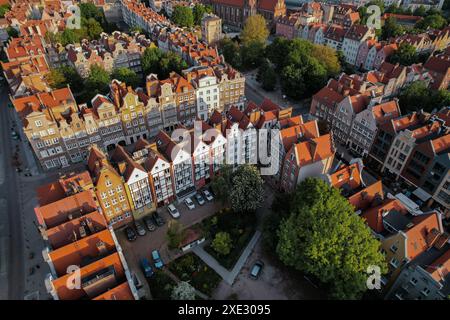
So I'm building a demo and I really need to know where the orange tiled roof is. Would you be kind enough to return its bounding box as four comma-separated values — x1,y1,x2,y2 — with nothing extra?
294,133,334,166
93,282,135,300
405,212,441,260
348,180,383,211
329,163,362,190
362,198,407,233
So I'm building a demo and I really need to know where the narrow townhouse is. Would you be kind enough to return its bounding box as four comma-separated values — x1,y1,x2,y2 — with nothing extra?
111,145,156,221
87,146,133,228
155,130,195,199
347,99,401,157
131,139,176,207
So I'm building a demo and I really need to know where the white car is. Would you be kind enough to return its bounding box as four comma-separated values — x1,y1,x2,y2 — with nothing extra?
203,190,214,201
167,204,180,219
184,197,195,210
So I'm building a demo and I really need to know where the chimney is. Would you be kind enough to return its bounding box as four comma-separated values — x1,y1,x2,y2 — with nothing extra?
96,240,108,256
433,232,449,249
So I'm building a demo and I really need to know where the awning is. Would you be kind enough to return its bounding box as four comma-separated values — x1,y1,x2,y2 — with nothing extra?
413,188,432,202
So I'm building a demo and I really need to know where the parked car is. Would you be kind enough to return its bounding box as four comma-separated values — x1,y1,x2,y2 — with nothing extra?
184,197,195,210
167,204,180,219
202,190,214,201
11,131,19,140
151,250,164,269
125,227,137,242
195,193,205,206
144,216,156,232
135,221,146,236
152,212,165,227
249,260,264,280
140,258,154,278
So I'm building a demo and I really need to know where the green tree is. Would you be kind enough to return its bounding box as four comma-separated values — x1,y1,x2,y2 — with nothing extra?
265,36,291,69
276,178,387,299
171,281,196,300
415,14,447,30
6,27,19,39
381,17,405,40
389,43,418,65
171,6,194,28
218,37,241,69
166,220,187,250
111,67,141,88
211,164,233,204
413,5,427,16
0,4,10,18
257,59,277,91
311,44,341,77
60,66,83,93
399,81,450,113
240,14,269,46
193,4,212,25
229,164,264,213
85,65,110,97
212,232,233,256
142,47,164,75
45,68,67,89
59,28,81,46
240,40,265,69
83,18,103,40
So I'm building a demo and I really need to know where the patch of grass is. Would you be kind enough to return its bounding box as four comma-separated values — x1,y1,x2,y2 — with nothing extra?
169,253,221,296
147,270,176,300
201,208,257,270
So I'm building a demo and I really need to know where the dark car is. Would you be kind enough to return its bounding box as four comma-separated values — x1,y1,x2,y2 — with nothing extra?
152,212,165,227
249,260,264,280
140,258,154,278
125,226,137,241
144,216,156,231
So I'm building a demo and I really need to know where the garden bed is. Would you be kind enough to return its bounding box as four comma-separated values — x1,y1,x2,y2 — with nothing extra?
146,270,176,300
169,253,221,296
201,208,257,270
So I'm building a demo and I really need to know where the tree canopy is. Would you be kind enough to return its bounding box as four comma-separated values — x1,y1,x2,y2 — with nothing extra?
381,17,405,40
171,6,194,28
398,81,450,114
46,66,84,93
111,67,141,88
415,14,447,30
85,65,111,98
265,37,341,99
388,43,419,65
171,281,196,300
276,178,387,299
0,4,10,18
211,164,264,213
193,4,212,25
142,47,188,79
241,14,269,46
212,232,233,256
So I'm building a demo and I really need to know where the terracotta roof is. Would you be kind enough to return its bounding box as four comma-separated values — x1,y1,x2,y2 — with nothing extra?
329,163,362,190
348,180,383,211
34,190,98,229
362,199,407,233
93,282,135,300
294,133,334,166
111,145,146,181
405,212,442,260
432,134,450,154
371,100,401,123
313,86,345,108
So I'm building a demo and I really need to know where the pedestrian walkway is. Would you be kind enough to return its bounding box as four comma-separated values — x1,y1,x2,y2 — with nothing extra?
192,230,262,286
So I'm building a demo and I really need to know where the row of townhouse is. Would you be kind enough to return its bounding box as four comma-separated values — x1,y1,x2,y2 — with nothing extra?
33,180,139,300
324,162,450,299
10,62,244,171
276,1,360,39
367,107,450,210
309,64,434,157
64,32,152,78
277,6,450,69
